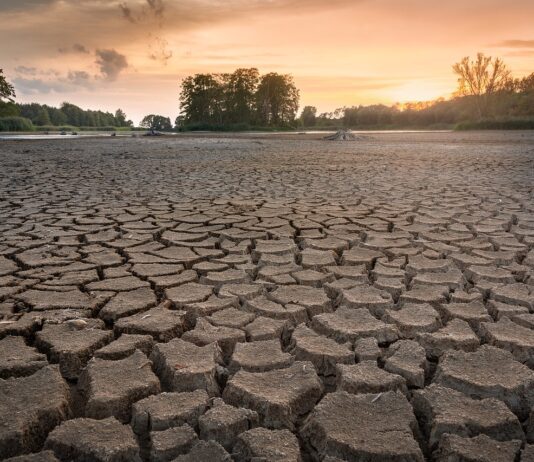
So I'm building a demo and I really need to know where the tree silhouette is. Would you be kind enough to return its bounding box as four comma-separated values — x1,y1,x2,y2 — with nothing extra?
452,53,512,118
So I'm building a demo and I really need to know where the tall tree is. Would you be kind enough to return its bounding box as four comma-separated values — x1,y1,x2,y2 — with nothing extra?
46,106,68,126
0,69,16,102
60,102,85,126
140,114,172,131
255,73,299,126
35,107,52,126
516,73,534,93
179,73,226,125
115,108,132,127
300,106,317,126
225,68,259,124
452,53,512,118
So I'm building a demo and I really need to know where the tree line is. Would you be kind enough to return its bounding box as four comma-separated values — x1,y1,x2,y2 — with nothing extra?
1,54,533,132
300,54,534,129
0,101,133,131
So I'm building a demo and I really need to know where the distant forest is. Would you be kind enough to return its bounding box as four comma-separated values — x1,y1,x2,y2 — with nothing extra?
0,99,133,131
1,53,533,131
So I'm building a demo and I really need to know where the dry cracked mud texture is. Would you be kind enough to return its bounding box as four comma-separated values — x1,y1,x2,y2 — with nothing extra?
1,131,534,461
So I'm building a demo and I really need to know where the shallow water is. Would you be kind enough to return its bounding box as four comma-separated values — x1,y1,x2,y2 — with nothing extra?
0,129,454,141
0,133,128,140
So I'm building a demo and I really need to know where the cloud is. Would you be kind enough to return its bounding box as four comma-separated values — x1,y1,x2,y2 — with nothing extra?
13,67,95,94
14,65,38,76
58,43,90,54
146,0,164,18
73,43,89,54
493,39,534,48
119,0,165,23
67,70,93,88
13,77,71,94
95,49,129,81
0,0,57,12
504,50,534,57
119,2,137,23
148,36,173,64
15,66,61,77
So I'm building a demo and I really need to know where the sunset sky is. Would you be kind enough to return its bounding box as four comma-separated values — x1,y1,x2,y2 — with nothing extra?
1,0,533,124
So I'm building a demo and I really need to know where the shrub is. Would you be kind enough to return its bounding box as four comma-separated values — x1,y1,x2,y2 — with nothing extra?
0,116,34,131
455,118,534,130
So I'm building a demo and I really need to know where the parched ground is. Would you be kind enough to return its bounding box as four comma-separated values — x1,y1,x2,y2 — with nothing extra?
0,131,534,462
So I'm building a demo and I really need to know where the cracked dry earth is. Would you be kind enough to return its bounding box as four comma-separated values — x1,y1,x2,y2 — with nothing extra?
1,131,534,462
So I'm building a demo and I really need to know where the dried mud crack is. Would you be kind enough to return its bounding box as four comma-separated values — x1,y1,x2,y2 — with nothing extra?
0,131,534,461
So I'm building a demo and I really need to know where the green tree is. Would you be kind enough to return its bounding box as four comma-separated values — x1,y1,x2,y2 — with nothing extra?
46,106,67,126
452,53,512,118
225,68,259,124
35,107,52,126
60,102,85,126
300,106,317,126
255,73,299,126
0,69,16,102
179,73,226,125
0,102,20,117
175,115,185,129
140,114,172,131
114,108,132,127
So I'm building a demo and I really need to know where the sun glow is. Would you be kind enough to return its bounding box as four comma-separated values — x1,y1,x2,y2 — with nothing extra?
389,80,452,104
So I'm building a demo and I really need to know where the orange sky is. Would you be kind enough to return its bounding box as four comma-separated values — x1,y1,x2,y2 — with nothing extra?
1,0,533,124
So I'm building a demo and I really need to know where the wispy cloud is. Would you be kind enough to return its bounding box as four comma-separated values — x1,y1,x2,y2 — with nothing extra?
13,77,71,94
14,65,39,76
0,0,57,12
492,39,534,48
504,50,534,57
146,0,164,18
148,36,173,64
119,2,137,23
13,65,95,95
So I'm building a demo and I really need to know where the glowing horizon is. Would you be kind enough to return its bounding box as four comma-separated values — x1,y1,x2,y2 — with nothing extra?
1,0,533,125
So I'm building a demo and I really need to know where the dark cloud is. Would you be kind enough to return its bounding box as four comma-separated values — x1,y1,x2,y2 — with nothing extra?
95,49,128,81
493,39,534,48
119,0,165,23
73,43,89,53
58,43,90,54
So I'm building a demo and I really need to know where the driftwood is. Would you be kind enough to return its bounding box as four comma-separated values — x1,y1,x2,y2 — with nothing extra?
324,130,359,141
143,129,165,137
